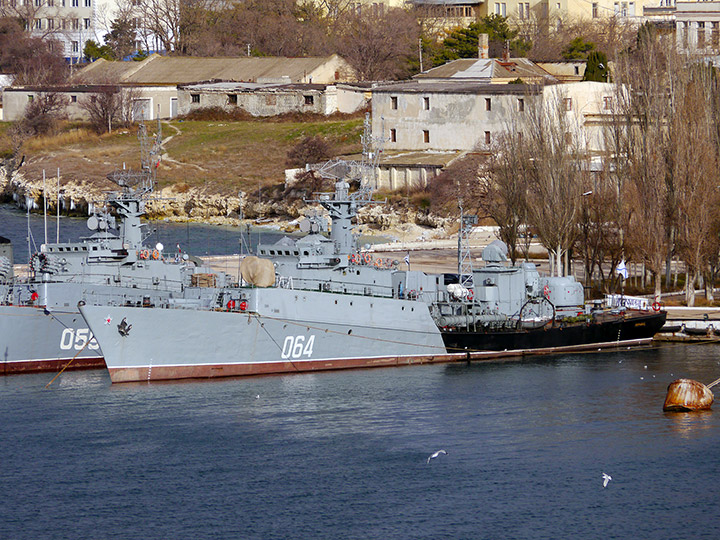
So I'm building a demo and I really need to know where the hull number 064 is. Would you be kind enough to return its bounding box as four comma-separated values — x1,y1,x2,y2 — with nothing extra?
281,335,315,359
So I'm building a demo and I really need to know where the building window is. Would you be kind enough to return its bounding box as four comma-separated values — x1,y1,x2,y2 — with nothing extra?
71,95,77,102
390,128,396,142
603,96,613,110
556,2,560,9
71,0,77,5
713,22,719,48
494,2,506,16
423,130,430,143
72,18,79,29
517,98,524,112
423,96,430,110
84,0,90,5
228,94,237,105
71,41,79,52
84,18,90,29
592,2,598,17
484,131,491,145
28,95,34,102
485,97,492,111
47,0,53,5
391,96,398,109
304,95,314,105
191,94,200,104
564,97,573,111
34,18,41,29
519,2,530,19
574,65,579,75
47,18,54,29
34,0,41,6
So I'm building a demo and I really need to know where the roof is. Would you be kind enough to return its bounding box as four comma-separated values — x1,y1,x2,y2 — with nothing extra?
179,82,329,93
72,54,349,86
372,80,541,95
416,58,556,83
411,0,482,4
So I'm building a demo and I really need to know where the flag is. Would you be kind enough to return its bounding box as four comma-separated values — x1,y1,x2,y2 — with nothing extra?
616,260,628,280
404,254,410,267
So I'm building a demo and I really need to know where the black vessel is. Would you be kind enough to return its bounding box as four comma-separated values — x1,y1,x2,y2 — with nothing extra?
433,241,666,354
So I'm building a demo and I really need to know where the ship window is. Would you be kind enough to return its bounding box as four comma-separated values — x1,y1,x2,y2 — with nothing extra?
335,300,337,304
347,329,352,334
304,251,309,256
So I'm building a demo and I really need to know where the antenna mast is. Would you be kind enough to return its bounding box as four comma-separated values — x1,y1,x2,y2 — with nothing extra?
457,201,477,291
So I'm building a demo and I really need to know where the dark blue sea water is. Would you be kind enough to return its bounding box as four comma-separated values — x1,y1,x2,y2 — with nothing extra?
0,203,285,262
2,344,720,539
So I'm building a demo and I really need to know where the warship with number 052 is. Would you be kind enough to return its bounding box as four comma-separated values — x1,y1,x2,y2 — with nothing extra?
0,124,231,374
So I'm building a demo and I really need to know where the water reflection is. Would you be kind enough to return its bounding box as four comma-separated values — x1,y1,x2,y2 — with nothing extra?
664,409,715,438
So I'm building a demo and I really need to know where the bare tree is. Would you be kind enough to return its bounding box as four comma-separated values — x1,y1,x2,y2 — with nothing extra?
482,126,532,264
334,8,420,80
670,64,720,305
0,18,67,85
79,86,123,133
611,31,676,299
522,86,588,276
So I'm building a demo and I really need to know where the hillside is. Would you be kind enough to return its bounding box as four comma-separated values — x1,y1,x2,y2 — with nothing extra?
0,114,365,196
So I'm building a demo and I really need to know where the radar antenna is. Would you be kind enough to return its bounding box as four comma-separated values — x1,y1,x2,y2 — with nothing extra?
310,113,384,203
106,118,162,197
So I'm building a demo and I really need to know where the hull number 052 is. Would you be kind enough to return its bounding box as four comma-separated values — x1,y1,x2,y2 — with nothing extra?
60,328,100,350
281,335,315,359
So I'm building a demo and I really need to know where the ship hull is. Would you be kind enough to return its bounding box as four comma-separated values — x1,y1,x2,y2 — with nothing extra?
0,305,104,374
441,310,667,353
80,288,449,383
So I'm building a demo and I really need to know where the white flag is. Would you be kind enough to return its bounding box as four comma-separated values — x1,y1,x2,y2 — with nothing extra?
616,260,629,280
404,254,410,266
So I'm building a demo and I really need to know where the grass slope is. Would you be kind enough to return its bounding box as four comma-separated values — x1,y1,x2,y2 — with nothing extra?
1,116,365,195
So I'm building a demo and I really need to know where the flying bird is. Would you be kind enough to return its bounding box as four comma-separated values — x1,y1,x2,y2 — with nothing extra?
602,473,612,488
427,450,447,464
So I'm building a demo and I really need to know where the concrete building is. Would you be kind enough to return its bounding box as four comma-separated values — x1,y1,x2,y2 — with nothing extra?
177,82,369,117
3,53,357,121
0,0,103,61
370,80,616,189
675,1,720,57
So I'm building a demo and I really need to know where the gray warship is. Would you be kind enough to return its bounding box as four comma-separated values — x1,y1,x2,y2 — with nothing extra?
0,125,230,374
80,182,665,384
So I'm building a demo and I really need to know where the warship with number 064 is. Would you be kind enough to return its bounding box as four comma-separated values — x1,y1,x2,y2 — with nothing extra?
79,119,666,384
0,124,231,374
79,119,451,382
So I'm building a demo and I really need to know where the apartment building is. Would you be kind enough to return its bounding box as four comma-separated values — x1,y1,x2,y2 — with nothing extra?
0,0,101,61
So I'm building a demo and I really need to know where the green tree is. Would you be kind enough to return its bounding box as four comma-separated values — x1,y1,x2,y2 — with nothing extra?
433,15,530,65
562,37,594,60
583,50,608,82
84,39,115,61
105,16,136,60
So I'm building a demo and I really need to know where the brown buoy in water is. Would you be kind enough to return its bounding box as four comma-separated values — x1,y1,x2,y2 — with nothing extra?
663,378,717,412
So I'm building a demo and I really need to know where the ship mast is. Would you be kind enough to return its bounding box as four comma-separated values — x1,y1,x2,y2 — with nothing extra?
457,201,477,291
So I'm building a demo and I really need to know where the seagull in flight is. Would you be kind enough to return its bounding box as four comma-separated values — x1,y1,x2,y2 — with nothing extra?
602,473,612,488
427,450,447,464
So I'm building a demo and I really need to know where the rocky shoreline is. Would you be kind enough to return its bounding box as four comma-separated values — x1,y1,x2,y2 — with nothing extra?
0,165,458,243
